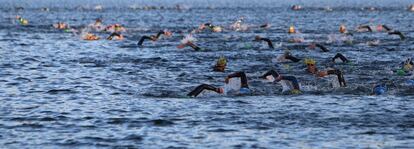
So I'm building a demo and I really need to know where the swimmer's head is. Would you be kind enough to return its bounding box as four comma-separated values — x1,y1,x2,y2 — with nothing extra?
163,30,173,37
288,25,296,34
339,24,347,33
254,35,262,41
291,5,302,10
373,84,387,95
403,58,413,72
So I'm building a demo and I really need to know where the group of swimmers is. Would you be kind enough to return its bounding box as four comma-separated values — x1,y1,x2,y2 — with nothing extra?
13,5,414,97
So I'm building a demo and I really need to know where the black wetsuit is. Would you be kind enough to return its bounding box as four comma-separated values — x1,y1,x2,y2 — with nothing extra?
388,31,405,40
315,43,329,52
261,70,280,79
187,84,221,97
332,53,349,63
280,76,300,90
260,38,274,49
285,54,301,62
227,71,249,88
359,25,373,32
107,32,122,40
327,69,346,87
261,70,300,90
381,25,392,31
137,30,166,46
137,36,153,46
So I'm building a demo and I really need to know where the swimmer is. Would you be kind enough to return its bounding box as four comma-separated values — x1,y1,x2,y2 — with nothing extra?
357,25,373,32
107,32,124,40
371,83,387,95
309,43,330,52
213,56,227,72
187,84,224,97
177,34,201,51
253,35,274,49
53,22,69,30
339,24,347,34
401,58,413,72
339,24,353,36
305,59,347,87
291,5,303,11
105,24,126,33
225,71,252,94
230,17,248,31
198,23,222,32
288,25,296,34
332,53,350,63
15,16,28,25
138,30,173,46
276,51,301,63
83,32,100,40
260,69,301,93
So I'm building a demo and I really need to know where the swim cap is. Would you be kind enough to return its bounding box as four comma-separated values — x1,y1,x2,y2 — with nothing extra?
239,87,251,94
406,80,414,86
403,63,413,72
304,58,316,65
396,69,406,76
373,85,387,95
217,56,227,66
289,26,296,34
290,89,301,94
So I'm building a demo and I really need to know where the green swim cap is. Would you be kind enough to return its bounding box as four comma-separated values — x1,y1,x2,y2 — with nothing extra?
290,89,301,94
396,69,405,76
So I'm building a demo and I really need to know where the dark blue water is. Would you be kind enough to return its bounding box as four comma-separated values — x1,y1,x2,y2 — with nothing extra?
1,0,414,148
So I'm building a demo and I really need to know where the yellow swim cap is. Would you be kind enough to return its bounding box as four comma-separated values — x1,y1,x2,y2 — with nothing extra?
404,63,413,71
304,58,316,65
217,56,227,66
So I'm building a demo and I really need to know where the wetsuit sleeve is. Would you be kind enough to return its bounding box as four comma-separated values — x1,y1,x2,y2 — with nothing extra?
155,30,165,39
332,53,349,63
327,69,346,87
359,25,373,32
315,44,329,52
186,42,201,51
187,84,220,97
382,25,391,31
281,76,300,90
227,71,249,88
285,54,301,62
261,70,280,79
138,36,152,46
261,38,274,49
107,32,120,40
